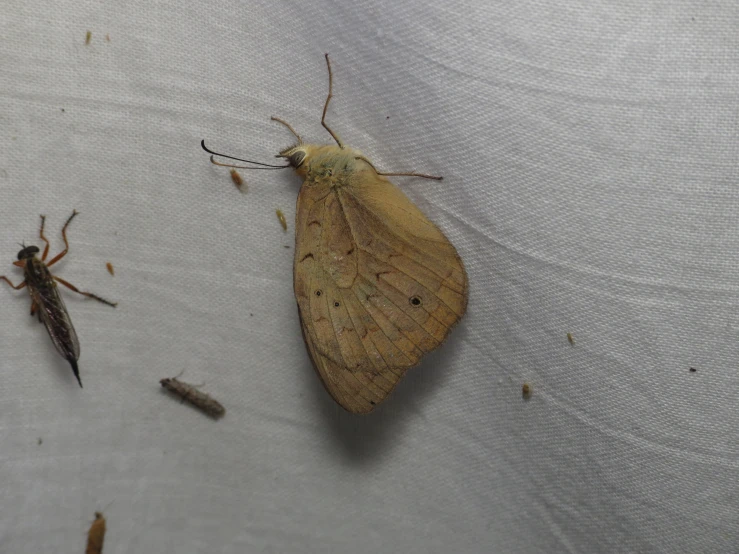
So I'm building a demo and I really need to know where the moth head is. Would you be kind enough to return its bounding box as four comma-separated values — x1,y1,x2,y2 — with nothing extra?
277,145,309,175
17,245,39,261
159,378,171,387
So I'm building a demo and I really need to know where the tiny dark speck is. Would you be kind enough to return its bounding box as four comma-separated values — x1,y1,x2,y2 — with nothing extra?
689,367,697,373
249,313,254,317
61,108,65,112
370,400,376,405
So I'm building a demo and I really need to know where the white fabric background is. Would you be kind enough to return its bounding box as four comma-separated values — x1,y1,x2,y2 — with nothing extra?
1,0,738,552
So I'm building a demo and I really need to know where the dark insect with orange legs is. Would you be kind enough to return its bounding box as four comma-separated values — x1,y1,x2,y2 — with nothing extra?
0,210,117,387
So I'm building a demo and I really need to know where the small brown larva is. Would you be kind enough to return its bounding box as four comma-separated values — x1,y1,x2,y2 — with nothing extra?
275,209,287,232
567,332,574,345
160,376,225,419
86,512,106,554
229,168,245,190
85,31,92,45
106,262,114,276
522,383,532,399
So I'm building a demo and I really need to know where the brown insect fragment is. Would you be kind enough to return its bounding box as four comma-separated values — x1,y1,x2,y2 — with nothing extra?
567,332,574,345
86,512,106,554
229,168,245,191
85,31,92,45
522,383,532,399
105,262,114,276
160,376,225,419
276,209,287,232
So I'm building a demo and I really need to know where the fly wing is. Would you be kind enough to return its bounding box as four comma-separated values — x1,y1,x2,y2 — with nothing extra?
28,277,80,362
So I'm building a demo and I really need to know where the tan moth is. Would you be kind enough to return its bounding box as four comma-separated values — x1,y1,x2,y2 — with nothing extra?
202,55,468,414
85,512,106,554
160,375,226,419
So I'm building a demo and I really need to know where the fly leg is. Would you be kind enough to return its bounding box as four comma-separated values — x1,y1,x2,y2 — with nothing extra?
0,276,26,290
53,276,117,307
46,210,79,267
38,215,51,261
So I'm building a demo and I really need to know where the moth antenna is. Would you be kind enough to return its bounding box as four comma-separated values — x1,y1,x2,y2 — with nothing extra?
201,140,289,169
97,499,115,515
271,117,303,144
321,53,344,148
209,156,287,170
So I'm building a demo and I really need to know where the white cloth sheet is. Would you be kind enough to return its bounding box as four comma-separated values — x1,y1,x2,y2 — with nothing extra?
1,1,738,552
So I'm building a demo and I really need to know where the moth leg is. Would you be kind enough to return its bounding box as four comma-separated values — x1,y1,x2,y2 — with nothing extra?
53,275,117,307
321,53,344,149
46,209,79,267
0,276,26,290
38,215,51,261
354,155,443,181
270,117,303,144
30,302,36,316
